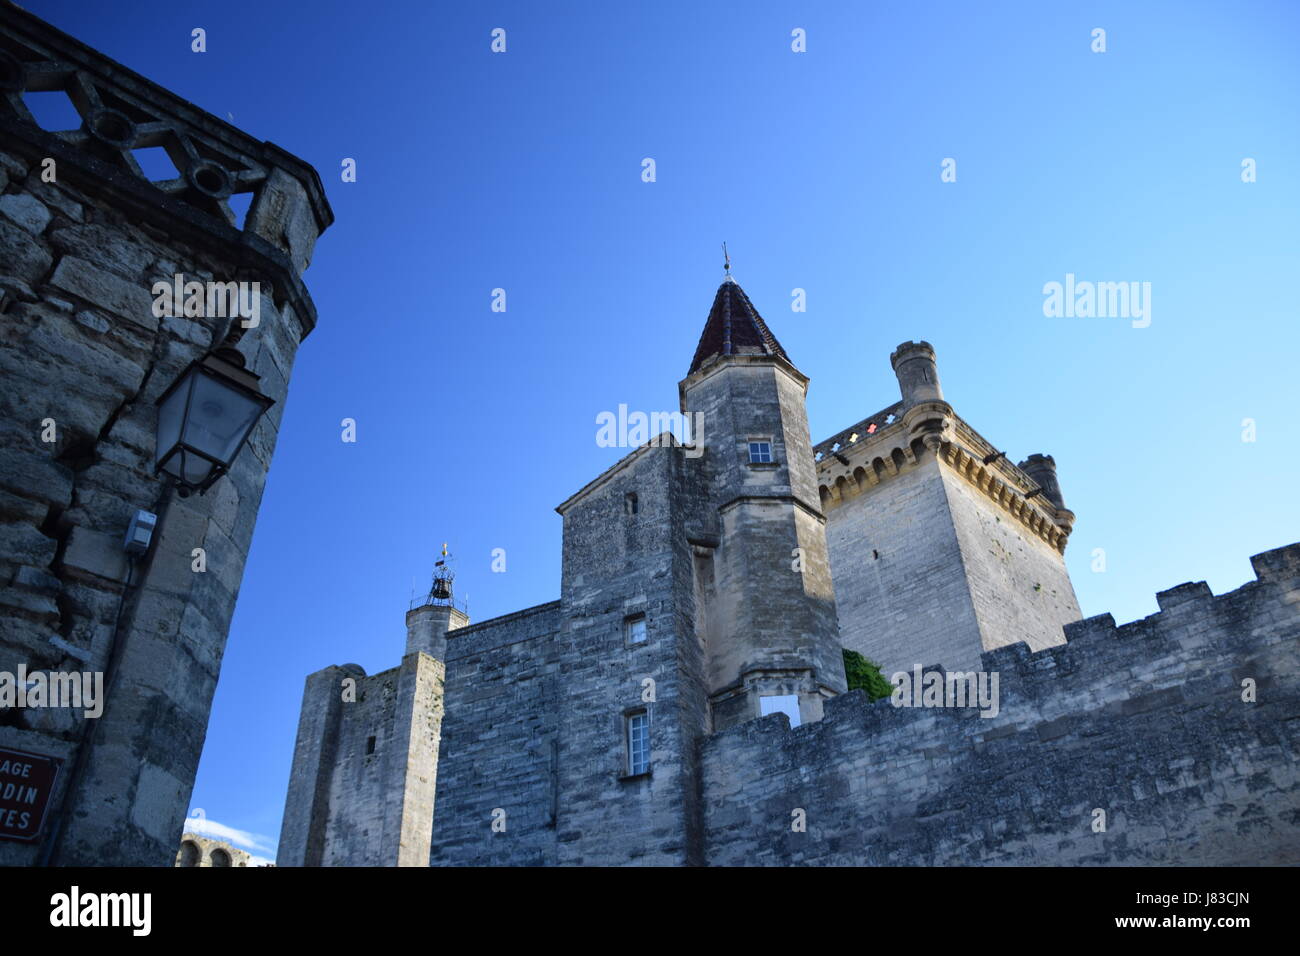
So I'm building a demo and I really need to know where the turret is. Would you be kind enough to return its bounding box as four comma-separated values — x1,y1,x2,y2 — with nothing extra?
890,340,943,407
1018,454,1066,510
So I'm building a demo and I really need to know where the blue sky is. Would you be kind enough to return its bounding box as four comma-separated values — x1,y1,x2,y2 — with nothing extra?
27,0,1300,855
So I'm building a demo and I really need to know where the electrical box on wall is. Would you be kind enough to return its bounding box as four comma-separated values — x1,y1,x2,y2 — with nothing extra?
123,510,158,556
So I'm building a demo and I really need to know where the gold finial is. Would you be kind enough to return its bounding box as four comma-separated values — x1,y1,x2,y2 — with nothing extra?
441,542,448,557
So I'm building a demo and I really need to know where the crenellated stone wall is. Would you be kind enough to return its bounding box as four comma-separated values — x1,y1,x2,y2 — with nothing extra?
700,543,1300,866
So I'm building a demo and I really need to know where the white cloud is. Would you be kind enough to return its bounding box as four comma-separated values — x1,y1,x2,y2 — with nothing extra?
180,815,276,857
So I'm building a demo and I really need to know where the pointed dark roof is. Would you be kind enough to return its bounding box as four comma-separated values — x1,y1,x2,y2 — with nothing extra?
687,278,792,375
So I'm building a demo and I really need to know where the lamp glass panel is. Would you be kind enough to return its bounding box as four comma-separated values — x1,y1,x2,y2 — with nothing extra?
154,372,194,468
180,369,264,464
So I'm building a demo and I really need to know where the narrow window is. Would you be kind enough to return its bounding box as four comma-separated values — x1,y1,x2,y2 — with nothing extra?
625,492,639,515
366,735,376,755
626,711,650,775
759,694,801,728
625,614,647,645
748,441,773,464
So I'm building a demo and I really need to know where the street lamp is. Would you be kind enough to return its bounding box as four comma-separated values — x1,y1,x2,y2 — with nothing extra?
153,346,273,496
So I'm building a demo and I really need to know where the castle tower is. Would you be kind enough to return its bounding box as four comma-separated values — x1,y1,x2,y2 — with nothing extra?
277,563,466,867
405,549,467,658
0,7,330,865
815,341,1081,677
680,276,847,730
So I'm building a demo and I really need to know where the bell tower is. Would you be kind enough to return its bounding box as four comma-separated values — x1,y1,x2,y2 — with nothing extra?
405,545,468,658
680,272,847,731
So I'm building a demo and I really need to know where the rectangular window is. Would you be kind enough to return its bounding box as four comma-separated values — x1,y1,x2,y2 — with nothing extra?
748,441,773,464
626,614,647,645
626,711,650,775
759,694,801,728
365,735,376,755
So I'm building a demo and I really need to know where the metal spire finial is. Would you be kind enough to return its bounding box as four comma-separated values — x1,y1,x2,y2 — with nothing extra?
722,242,734,283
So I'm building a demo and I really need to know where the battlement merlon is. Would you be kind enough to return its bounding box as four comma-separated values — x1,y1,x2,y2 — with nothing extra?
0,2,334,335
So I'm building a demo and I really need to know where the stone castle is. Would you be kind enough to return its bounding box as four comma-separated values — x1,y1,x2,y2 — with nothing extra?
0,5,1293,869
279,276,1300,867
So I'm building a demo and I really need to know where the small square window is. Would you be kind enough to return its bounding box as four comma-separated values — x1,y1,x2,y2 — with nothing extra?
626,711,650,775
759,694,801,727
626,615,647,645
748,441,773,464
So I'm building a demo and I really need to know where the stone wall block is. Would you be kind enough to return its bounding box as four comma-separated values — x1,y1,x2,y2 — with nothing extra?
0,217,53,283
0,194,52,235
50,223,161,279
62,526,128,583
48,256,158,332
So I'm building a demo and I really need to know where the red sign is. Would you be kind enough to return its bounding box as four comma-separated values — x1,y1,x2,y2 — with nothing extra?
0,746,61,842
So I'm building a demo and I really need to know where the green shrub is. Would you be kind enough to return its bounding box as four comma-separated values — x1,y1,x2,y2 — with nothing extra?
842,649,894,701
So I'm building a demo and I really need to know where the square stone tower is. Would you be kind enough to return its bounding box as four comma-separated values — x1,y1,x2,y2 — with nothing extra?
277,601,466,867
815,341,1081,676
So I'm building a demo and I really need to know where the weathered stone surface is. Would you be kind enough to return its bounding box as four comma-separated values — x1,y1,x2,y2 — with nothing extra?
0,193,51,235
130,762,190,842
0,217,53,283
50,222,158,278
0,585,59,621
14,565,61,592
0,487,49,523
73,309,111,334
0,521,58,567
48,256,158,331
0,274,36,304
62,525,129,583
21,176,83,222
0,152,27,179
23,311,149,396
0,447,73,509
247,167,318,273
